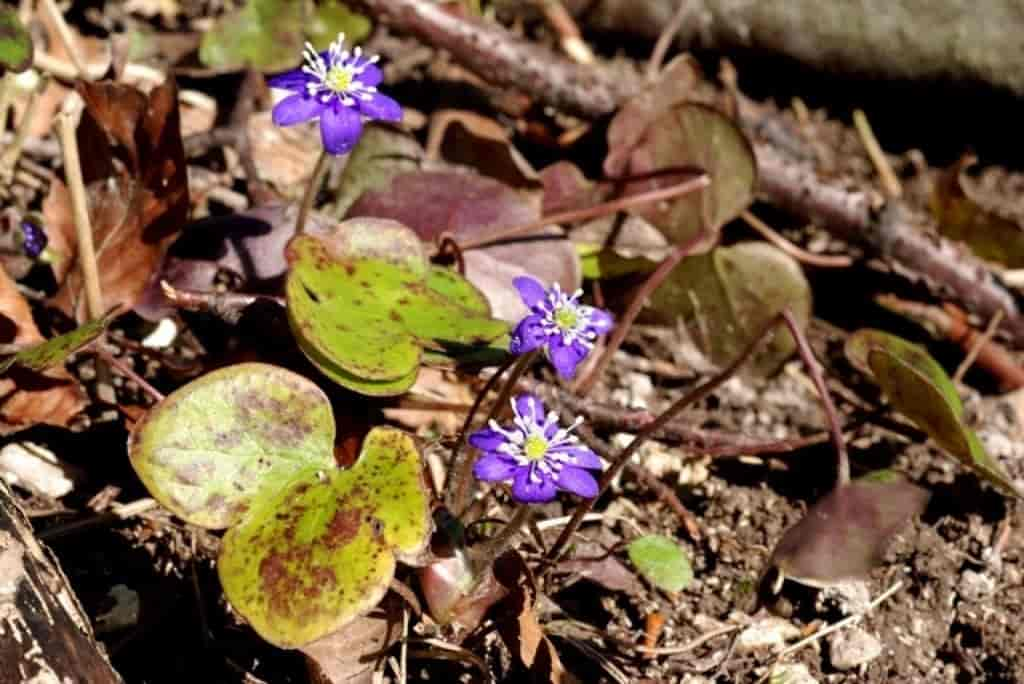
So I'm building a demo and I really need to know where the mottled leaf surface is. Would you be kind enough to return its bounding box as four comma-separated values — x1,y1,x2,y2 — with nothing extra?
770,481,930,588
627,535,693,593
285,221,508,396
129,363,336,528
647,242,812,376
219,427,431,647
847,329,1023,498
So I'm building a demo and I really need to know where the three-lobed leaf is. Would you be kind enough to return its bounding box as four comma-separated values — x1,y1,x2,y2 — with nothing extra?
846,329,1023,498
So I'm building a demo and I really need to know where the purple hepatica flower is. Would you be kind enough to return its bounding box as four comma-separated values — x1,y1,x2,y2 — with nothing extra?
267,33,402,155
19,221,47,259
510,276,614,379
470,394,602,504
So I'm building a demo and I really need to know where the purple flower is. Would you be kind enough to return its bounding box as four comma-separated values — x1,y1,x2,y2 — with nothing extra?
267,33,402,155
470,394,602,504
19,221,47,258
510,276,614,379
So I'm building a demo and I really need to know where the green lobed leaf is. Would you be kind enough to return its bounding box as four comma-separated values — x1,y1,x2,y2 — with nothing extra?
846,329,1023,498
0,309,117,374
285,222,508,396
646,242,812,377
0,7,32,74
218,426,431,648
129,363,337,528
627,535,693,593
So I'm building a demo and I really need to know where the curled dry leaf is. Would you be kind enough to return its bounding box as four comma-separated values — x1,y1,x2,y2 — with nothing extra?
54,79,189,321
0,269,86,435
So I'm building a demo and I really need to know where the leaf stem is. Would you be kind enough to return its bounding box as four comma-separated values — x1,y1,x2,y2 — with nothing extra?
295,149,330,236
470,504,531,570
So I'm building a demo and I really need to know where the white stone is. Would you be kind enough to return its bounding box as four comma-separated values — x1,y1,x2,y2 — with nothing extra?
829,626,883,670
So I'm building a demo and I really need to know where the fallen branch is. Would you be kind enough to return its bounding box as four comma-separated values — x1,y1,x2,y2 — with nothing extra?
354,0,1024,345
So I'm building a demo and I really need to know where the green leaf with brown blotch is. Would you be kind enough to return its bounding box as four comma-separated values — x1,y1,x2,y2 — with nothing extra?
846,329,1023,499
129,363,433,647
285,219,509,396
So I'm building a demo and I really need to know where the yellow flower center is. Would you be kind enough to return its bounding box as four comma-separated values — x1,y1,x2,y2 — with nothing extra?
523,434,549,461
553,306,578,331
325,65,354,94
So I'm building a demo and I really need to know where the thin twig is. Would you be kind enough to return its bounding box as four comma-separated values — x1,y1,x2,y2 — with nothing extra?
96,348,165,403
852,109,902,198
954,309,1004,384
454,173,709,252
536,0,593,64
740,210,852,268
645,0,693,80
56,97,104,321
770,580,903,665
38,0,90,78
575,227,708,397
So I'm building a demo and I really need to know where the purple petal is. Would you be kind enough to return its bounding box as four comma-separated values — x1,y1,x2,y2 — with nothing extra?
272,94,324,126
357,92,402,122
547,337,588,379
473,453,520,482
587,308,614,335
555,466,599,498
320,103,363,155
266,68,312,92
514,394,545,425
510,315,547,355
468,427,506,452
513,276,547,309
512,467,558,503
356,63,383,87
552,445,602,470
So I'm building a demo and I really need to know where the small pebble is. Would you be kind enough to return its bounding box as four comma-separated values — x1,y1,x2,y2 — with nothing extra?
734,616,800,654
829,626,882,670
957,569,996,602
769,663,819,684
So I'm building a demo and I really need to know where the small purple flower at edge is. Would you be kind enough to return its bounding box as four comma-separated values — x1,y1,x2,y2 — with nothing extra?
510,276,614,379
267,33,402,155
19,221,47,259
470,394,602,504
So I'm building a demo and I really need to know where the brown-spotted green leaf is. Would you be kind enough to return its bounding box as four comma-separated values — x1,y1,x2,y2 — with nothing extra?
129,363,336,528
285,220,508,396
0,7,32,73
218,426,431,648
846,329,1023,498
770,480,930,588
0,309,117,374
646,242,812,377
605,101,756,253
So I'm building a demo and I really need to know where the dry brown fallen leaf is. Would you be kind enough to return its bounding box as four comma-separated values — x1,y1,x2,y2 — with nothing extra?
0,269,87,435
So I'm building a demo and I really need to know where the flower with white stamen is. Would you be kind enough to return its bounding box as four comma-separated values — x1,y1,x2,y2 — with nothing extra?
267,33,402,155
509,276,614,379
470,394,602,503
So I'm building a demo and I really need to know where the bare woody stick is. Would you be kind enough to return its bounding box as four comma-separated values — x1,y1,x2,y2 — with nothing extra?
351,0,1024,345
56,95,104,322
